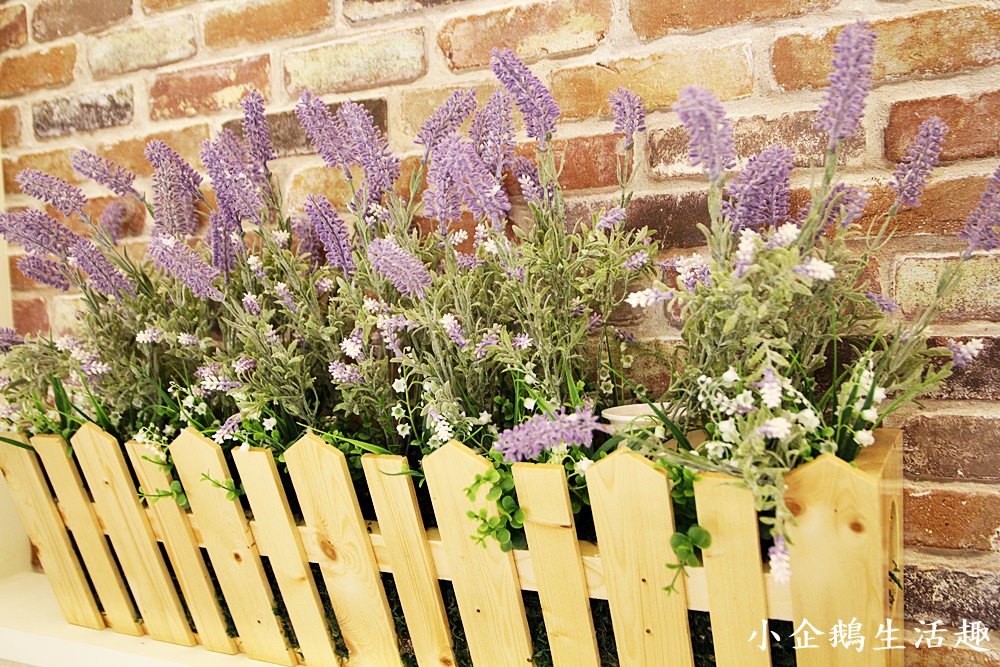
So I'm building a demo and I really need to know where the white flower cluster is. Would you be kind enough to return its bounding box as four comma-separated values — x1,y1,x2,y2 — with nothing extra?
835,354,887,449
625,287,672,308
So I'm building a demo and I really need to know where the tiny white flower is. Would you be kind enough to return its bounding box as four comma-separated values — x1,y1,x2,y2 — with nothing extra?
861,408,878,423
769,223,800,248
757,417,792,440
795,409,820,431
872,387,887,404
478,411,492,424
271,230,290,248
625,287,672,309
391,404,406,420
721,367,740,384
262,417,277,431
794,257,836,282
340,336,364,360
717,418,738,443
392,377,407,393
706,440,731,459
523,397,537,411
396,423,411,437
239,441,251,452
574,457,594,475
524,373,537,386
854,429,875,447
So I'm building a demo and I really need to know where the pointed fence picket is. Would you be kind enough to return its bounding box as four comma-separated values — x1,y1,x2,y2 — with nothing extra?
0,424,903,667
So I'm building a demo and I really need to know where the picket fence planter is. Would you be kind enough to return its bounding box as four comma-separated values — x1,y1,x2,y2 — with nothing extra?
0,422,902,667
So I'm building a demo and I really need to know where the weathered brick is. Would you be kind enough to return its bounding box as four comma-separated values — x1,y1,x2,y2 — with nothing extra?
0,4,26,52
47,196,147,239
0,44,76,98
284,28,425,96
150,55,270,120
438,0,610,71
89,16,196,79
903,410,1000,484
8,254,40,291
550,42,753,120
893,254,1000,322
143,0,195,12
344,0,460,23
398,84,499,145
285,166,356,213
773,7,1000,91
904,635,1000,667
648,109,864,178
0,105,19,148
32,0,130,42
222,99,387,159
929,336,1000,402
905,562,1000,629
12,298,49,335
97,125,209,178
864,175,988,237
204,0,329,49
567,191,709,249
885,90,1000,164
32,84,132,139
516,134,619,191
3,149,81,195
631,0,837,40
905,484,1000,551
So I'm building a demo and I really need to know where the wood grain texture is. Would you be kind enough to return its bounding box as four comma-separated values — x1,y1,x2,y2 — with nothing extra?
362,454,455,667
169,427,294,666
0,435,103,629
233,445,339,667
422,440,533,667
125,439,237,654
284,434,401,667
513,462,600,667
694,473,770,667
586,449,694,667
71,423,194,646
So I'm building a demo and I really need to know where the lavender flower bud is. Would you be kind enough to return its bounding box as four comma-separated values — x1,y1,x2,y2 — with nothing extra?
793,257,836,281
475,328,500,358
214,413,242,444
494,405,602,463
814,21,876,150
512,333,532,350
367,237,433,299
296,90,350,171
0,328,24,353
71,150,139,199
303,194,355,276
69,238,136,298
417,89,478,156
470,89,516,176
234,356,257,374
822,183,870,230
768,535,791,583
0,209,78,258
609,87,647,147
98,200,129,244
243,292,261,316
674,86,737,181
958,163,1000,257
622,250,649,271
16,169,86,217
292,216,324,267
148,234,224,301
723,145,795,231
240,89,275,172
490,48,560,149
338,101,399,205
17,254,69,291
426,132,510,229
891,117,947,208
329,360,363,384
273,282,296,312
145,140,202,196
947,338,984,368
439,313,468,349
201,129,264,226
146,140,200,237
596,206,626,230
209,211,241,276
866,292,899,313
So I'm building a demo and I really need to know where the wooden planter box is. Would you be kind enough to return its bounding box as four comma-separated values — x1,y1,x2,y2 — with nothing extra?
0,423,902,667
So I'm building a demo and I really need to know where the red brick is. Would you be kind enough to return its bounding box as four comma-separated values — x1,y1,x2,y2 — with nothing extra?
928,336,1000,402
648,109,865,178
904,636,1000,667
567,191,709,249
0,5,27,52
32,0,130,42
0,44,76,98
150,55,270,120
885,90,1000,164
515,134,619,191
0,105,19,148
204,0,330,49
96,125,209,178
905,563,999,630
3,149,81,195
398,84,500,144
773,7,1000,91
438,0,610,71
46,196,146,239
630,0,836,40
88,16,196,79
864,176,988,237
8,255,39,291
344,0,460,22
284,28,424,96
903,410,1000,483
550,41,753,120
892,254,1000,322
33,84,133,139
12,298,49,335
143,0,195,11
905,485,1000,551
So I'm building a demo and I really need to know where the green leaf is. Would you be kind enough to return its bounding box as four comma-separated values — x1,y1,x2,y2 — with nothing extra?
687,525,712,550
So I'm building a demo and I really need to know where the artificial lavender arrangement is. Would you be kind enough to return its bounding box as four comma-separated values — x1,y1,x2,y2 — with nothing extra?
623,21,996,578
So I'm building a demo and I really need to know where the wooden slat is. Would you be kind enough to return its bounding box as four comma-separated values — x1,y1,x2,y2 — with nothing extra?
586,449,694,666
169,428,294,666
0,436,104,629
422,440,533,667
512,463,600,667
32,434,142,635
125,440,237,654
785,429,901,667
233,446,339,667
283,434,401,667
362,454,455,667
694,473,770,667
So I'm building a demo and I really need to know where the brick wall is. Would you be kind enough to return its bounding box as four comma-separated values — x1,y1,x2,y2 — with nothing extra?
0,0,997,661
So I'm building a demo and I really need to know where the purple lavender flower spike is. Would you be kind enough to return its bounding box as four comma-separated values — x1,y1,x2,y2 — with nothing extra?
70,238,135,298
209,210,241,276
329,360,363,384
424,154,464,229
823,183,870,230
16,254,69,291
426,132,510,228
768,535,791,583
510,155,543,205
243,292,261,316
240,89,275,173
470,88,516,176
891,117,947,208
609,87,647,147
439,313,468,349
146,140,200,237
304,195,355,276
338,101,399,205
417,88,478,157
234,356,257,374
494,405,602,463
71,150,140,199
947,338,984,368
214,413,242,444
367,237,433,299
274,282,296,312
673,86,737,181
98,200,128,244
723,145,795,231
622,249,649,271
475,328,500,358
814,21,876,150
0,209,78,258
596,206,626,230
958,163,1000,257
296,91,350,171
201,129,264,227
0,328,24,352
490,48,560,149
148,234,224,301
292,216,325,267
16,169,86,217
145,140,202,196
866,292,899,313
456,251,486,270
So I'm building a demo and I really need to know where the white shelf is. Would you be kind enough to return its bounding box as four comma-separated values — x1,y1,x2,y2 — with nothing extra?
0,572,267,667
